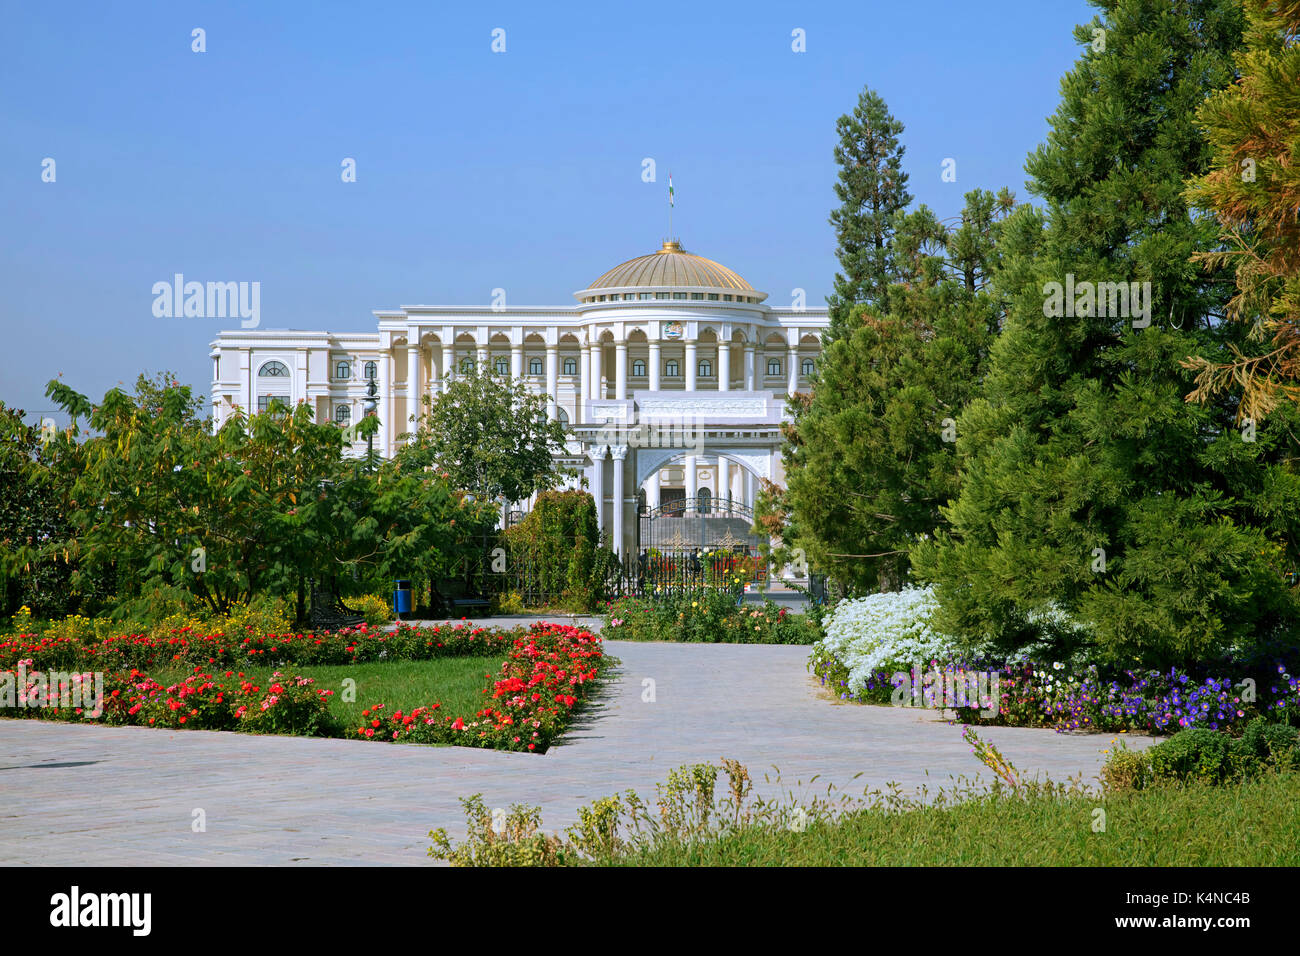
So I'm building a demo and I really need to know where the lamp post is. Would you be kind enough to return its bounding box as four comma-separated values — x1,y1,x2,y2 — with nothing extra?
364,375,379,471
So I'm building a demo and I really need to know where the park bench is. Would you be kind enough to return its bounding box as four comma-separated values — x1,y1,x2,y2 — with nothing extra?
430,579,492,619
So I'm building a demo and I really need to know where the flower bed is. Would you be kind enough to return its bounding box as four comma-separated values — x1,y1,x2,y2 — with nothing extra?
810,589,1300,736
602,593,820,644
0,620,519,673
353,623,602,752
0,621,607,753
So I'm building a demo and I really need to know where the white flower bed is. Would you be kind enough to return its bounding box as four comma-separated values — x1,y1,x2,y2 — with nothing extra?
811,586,958,688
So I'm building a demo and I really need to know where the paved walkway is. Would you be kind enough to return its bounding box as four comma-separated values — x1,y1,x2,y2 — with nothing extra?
0,639,1152,865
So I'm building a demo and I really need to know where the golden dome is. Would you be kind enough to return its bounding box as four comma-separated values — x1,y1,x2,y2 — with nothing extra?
584,241,754,292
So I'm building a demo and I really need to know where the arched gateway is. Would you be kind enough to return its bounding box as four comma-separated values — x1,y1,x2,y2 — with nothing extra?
209,237,829,561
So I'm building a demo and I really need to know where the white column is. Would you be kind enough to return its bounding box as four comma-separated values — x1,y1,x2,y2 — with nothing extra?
648,340,661,391
685,453,698,503
441,344,454,393
592,342,604,400
545,344,559,420
744,344,756,390
718,341,731,392
591,445,607,535
579,344,589,419
685,341,697,391
477,342,489,372
718,457,731,513
646,470,660,510
787,346,799,396
611,445,627,560
406,342,419,435
615,340,628,400
380,355,392,456
510,343,523,381
745,469,756,509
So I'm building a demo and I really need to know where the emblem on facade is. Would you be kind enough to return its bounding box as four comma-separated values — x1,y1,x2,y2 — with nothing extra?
663,321,684,340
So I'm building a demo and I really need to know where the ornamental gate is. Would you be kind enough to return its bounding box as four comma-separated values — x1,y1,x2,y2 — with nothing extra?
635,496,767,591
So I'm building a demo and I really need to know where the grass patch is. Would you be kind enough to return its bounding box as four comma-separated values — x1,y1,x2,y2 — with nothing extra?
613,772,1300,866
150,657,503,734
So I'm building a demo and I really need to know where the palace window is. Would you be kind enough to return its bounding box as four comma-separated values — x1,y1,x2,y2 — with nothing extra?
257,394,290,413
639,293,653,300
655,292,669,300
665,360,679,377
335,405,351,424
563,357,578,375
767,359,782,376
460,357,475,374
632,360,646,377
672,292,686,299
723,294,733,301
802,358,815,377
691,293,704,300
624,293,636,301
707,293,719,301
364,361,377,380
495,358,509,376
258,361,289,377
529,357,543,375
335,360,351,380
557,408,569,428
698,359,713,377
697,488,711,513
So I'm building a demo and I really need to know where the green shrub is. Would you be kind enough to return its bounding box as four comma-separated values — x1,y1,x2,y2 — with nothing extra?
1100,743,1151,791
494,590,526,615
348,593,394,626
1105,719,1300,790
1146,728,1235,784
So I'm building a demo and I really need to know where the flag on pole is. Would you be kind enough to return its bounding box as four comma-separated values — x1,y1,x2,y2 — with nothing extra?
668,173,674,207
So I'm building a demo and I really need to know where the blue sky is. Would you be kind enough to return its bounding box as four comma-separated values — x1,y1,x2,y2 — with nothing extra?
0,0,1097,420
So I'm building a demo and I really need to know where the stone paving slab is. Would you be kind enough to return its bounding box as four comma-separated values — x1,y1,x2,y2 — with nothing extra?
0,641,1153,865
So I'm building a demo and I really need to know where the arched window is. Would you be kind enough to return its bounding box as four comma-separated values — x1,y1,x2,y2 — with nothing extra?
530,358,543,375
802,358,815,377
335,360,351,380
767,358,782,376
364,361,377,381
563,357,577,375
665,360,680,377
460,357,475,374
697,487,711,513
698,359,713,378
334,405,351,424
258,361,289,377
632,360,646,377
494,358,509,376
557,407,569,428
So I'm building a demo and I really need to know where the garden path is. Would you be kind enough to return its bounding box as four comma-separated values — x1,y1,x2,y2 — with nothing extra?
0,628,1153,865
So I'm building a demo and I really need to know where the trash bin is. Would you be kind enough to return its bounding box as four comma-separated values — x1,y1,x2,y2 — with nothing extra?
393,579,412,618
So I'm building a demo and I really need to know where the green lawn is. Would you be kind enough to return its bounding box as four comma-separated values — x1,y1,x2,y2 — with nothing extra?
610,773,1300,866
152,657,503,733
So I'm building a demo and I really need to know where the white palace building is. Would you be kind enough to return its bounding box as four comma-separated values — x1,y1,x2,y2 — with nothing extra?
209,240,829,560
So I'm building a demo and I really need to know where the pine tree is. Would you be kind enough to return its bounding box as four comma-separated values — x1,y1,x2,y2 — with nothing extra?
784,189,1013,593
1183,0,1300,421
825,87,912,344
912,0,1300,667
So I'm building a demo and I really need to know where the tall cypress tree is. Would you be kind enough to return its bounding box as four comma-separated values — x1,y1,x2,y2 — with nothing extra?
825,87,912,344
913,0,1300,667
785,189,1013,593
